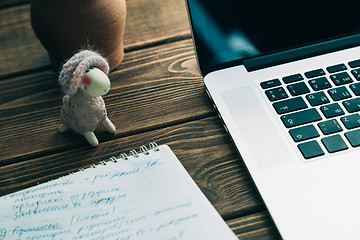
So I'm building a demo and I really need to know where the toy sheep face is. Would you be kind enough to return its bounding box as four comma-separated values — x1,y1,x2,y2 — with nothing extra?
79,67,111,97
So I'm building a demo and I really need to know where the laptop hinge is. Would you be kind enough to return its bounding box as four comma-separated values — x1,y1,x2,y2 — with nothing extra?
243,34,360,72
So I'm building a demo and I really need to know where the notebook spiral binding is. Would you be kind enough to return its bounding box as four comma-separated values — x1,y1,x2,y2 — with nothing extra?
116,142,159,161
73,142,159,173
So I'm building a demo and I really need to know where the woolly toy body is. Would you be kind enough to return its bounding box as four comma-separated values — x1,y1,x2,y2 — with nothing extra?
61,90,107,134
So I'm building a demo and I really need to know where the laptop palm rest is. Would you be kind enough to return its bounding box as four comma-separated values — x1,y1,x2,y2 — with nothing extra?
221,86,294,169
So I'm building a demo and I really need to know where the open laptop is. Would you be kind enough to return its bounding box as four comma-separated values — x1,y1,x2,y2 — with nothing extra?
185,0,360,239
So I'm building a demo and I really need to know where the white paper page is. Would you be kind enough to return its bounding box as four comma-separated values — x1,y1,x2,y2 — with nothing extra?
0,145,238,240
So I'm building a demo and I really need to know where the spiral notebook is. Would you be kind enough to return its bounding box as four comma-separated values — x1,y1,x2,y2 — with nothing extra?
0,143,238,240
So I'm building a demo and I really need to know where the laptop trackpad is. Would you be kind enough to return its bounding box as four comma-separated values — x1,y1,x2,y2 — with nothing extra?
222,86,294,169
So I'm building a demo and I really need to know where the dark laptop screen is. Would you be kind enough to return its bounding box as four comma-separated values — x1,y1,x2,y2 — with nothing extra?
186,0,360,75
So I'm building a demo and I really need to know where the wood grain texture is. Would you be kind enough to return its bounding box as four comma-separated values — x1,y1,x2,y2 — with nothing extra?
0,0,28,9
227,212,281,240
124,0,191,50
0,4,49,78
0,0,191,78
0,39,210,162
0,116,262,218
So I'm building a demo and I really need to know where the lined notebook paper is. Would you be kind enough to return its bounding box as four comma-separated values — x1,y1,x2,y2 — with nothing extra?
0,144,238,240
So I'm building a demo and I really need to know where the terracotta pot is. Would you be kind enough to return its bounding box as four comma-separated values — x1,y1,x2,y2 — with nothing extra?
30,0,126,71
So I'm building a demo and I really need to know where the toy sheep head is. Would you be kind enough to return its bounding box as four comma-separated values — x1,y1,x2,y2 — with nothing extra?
79,67,111,97
58,50,110,96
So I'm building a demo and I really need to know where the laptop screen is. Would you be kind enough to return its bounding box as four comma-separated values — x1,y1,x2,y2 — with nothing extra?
186,0,360,75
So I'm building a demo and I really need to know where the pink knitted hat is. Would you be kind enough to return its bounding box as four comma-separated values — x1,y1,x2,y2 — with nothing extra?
59,50,110,95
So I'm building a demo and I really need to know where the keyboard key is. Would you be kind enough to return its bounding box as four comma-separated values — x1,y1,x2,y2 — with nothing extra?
260,79,281,89
340,114,360,129
281,108,322,128
308,77,332,91
321,134,348,153
318,119,342,135
351,68,360,81
328,86,351,101
298,140,324,159
330,72,353,86
306,92,330,106
289,125,319,142
305,69,325,79
273,97,307,114
265,87,288,101
320,103,345,118
282,74,303,84
343,98,360,113
287,82,310,96
345,129,360,147
326,63,347,73
349,59,360,68
350,83,360,96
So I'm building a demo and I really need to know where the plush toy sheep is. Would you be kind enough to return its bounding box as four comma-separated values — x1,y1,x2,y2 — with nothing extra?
58,50,115,147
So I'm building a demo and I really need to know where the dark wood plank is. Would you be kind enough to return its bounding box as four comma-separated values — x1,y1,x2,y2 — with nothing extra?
0,116,262,218
0,4,49,78
0,0,191,78
0,0,28,9
124,0,191,50
0,39,209,162
227,212,280,240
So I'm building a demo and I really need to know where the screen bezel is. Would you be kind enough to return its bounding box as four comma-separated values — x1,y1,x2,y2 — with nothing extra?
185,0,360,77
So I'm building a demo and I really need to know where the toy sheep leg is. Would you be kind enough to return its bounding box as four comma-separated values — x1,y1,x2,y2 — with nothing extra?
58,123,69,133
83,131,99,147
58,122,98,147
101,117,116,133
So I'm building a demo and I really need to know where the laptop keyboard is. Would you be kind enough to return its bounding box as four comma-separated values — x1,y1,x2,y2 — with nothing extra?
261,59,360,159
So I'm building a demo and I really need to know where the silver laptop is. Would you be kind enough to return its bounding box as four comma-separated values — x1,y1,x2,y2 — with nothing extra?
185,0,360,239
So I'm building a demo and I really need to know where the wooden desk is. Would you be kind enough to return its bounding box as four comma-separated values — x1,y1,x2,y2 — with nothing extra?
0,1,279,239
